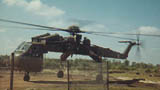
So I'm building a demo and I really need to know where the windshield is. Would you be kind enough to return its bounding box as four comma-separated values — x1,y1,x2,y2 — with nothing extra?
15,42,32,52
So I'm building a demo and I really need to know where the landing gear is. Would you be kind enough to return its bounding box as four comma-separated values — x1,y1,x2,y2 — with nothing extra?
57,70,64,78
57,61,65,78
24,72,30,81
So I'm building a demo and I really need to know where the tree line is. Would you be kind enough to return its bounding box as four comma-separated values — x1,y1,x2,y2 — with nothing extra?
0,55,159,73
43,58,160,73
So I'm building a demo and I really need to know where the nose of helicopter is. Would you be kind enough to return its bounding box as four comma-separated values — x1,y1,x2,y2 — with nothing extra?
14,52,22,57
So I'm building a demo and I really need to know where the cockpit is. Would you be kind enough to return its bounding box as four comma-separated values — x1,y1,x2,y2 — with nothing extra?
15,42,32,52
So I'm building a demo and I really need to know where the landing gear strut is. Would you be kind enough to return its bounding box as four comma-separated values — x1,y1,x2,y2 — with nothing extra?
57,61,65,78
24,72,30,81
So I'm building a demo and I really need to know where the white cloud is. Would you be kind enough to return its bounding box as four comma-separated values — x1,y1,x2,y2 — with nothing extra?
0,28,6,32
48,19,69,28
2,0,17,6
137,26,160,35
2,0,107,32
82,24,108,32
2,0,65,17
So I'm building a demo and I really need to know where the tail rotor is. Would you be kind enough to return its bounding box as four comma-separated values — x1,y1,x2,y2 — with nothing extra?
135,34,141,59
135,32,146,60
118,32,145,60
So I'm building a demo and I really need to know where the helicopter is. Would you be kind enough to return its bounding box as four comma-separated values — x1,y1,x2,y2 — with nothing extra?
0,18,159,81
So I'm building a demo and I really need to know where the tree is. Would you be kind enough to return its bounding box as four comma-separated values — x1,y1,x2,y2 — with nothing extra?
124,60,129,66
131,62,136,67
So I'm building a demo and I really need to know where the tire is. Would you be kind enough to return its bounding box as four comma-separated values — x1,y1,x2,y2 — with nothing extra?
57,71,64,78
24,75,30,81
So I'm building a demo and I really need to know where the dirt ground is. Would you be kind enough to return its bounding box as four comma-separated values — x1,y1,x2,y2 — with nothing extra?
0,70,69,90
0,70,160,90
0,70,105,90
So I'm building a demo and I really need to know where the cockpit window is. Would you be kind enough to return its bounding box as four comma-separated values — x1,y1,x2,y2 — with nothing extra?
15,42,32,52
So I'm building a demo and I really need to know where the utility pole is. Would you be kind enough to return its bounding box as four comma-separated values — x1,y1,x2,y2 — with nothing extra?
10,53,14,90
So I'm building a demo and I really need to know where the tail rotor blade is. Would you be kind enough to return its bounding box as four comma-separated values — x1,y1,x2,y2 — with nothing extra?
137,46,141,57
135,46,141,60
135,32,142,60
140,40,146,49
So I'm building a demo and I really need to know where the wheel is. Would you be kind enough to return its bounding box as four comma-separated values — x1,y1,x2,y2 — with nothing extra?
96,74,103,83
57,71,64,78
24,75,30,81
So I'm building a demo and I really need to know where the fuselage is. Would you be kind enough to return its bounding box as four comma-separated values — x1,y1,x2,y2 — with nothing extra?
13,33,136,72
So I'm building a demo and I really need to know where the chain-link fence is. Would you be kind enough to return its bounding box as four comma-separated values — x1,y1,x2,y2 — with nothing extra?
64,60,109,90
0,58,110,90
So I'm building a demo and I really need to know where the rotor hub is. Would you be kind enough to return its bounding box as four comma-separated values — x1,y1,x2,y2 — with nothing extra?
68,25,80,35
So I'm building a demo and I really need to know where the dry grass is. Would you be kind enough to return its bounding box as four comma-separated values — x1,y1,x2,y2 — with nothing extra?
0,69,160,90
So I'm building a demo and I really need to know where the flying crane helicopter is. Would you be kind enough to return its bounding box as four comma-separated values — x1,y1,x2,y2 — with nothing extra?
0,18,160,81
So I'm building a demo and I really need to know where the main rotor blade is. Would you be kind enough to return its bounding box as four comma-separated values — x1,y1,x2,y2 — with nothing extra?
79,30,108,34
0,18,68,32
1,19,159,37
86,33,136,40
125,33,160,37
0,18,105,34
0,25,61,31
95,32,160,37
81,30,160,37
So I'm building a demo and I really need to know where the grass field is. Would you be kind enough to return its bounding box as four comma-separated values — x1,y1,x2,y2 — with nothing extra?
0,69,160,90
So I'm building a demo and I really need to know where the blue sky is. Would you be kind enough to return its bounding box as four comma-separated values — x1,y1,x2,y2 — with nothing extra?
0,0,160,64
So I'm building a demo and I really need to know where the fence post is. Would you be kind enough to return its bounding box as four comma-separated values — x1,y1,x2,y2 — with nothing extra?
106,60,109,90
67,60,70,90
10,53,14,90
